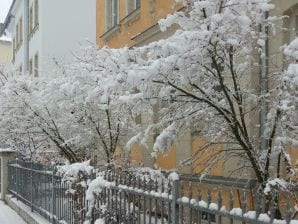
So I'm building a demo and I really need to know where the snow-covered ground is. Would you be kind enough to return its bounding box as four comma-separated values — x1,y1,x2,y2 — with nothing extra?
0,201,26,224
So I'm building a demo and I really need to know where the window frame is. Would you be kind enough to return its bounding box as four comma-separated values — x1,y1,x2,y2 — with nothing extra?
19,17,23,43
29,6,33,33
34,0,39,28
126,0,141,15
29,59,33,75
34,53,39,77
105,0,119,31
16,23,19,45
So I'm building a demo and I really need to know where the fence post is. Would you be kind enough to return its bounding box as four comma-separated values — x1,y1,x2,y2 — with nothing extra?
171,179,180,224
0,149,16,201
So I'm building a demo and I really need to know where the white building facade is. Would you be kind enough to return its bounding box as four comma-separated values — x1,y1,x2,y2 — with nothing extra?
0,0,96,76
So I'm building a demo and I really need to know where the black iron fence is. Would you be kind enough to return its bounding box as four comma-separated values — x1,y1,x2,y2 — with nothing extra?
8,160,83,223
7,160,297,224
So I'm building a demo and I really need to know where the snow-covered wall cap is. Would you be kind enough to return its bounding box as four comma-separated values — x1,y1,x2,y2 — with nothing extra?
168,172,179,181
0,148,16,153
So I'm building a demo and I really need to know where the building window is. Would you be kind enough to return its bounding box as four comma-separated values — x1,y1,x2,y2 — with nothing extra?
29,6,33,33
34,53,39,77
29,59,33,75
127,0,140,14
12,37,15,61
106,0,119,30
19,17,23,43
34,0,39,27
16,23,19,45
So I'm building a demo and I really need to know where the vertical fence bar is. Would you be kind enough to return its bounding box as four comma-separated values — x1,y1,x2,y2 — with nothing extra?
154,178,158,224
143,177,147,224
149,180,152,224
188,182,193,224
137,176,141,224
52,167,56,224
171,179,179,224
16,160,19,200
207,189,211,224
161,179,165,224
217,191,222,224
229,191,234,224
167,181,171,224
197,189,202,224
30,162,34,212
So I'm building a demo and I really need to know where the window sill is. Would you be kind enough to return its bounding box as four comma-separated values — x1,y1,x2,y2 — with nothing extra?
15,40,23,52
120,7,141,26
29,24,39,40
100,25,120,41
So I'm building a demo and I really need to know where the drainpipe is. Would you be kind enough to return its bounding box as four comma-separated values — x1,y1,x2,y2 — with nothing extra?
23,0,29,75
259,11,269,152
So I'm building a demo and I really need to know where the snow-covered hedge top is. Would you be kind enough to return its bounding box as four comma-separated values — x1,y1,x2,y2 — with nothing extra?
57,160,94,183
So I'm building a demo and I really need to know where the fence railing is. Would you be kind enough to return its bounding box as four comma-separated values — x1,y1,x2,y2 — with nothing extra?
8,160,83,223
7,160,297,224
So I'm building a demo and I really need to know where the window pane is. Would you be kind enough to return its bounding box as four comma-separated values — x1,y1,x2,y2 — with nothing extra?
35,0,39,26
19,18,23,42
112,0,118,27
106,0,112,30
29,60,33,75
136,0,140,9
30,7,33,32
127,0,134,14
34,54,38,77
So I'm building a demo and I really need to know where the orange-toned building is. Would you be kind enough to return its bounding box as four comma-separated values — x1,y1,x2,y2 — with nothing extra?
96,0,181,48
95,0,298,181
95,0,225,176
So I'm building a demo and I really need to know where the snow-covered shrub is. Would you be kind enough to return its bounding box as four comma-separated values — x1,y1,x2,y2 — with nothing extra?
57,160,94,223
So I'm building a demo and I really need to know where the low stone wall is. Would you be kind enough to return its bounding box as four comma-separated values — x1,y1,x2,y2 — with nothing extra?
5,195,51,224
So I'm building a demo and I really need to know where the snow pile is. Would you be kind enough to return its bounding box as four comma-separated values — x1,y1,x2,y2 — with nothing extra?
86,174,115,203
230,208,243,216
198,200,208,208
57,160,94,184
258,213,271,222
264,178,288,195
168,172,179,181
94,218,105,224
284,38,298,60
244,211,256,219
209,203,218,210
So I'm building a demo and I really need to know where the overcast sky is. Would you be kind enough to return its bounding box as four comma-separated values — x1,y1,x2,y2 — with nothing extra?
0,0,12,23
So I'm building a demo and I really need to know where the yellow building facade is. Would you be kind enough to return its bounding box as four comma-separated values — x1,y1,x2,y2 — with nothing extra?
96,0,224,175
96,0,298,178
96,0,181,48
0,39,12,68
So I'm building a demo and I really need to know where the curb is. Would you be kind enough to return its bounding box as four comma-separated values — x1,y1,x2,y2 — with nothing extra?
5,195,51,224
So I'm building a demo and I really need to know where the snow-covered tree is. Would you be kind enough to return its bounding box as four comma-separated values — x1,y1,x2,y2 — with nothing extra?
114,0,298,195
0,47,139,163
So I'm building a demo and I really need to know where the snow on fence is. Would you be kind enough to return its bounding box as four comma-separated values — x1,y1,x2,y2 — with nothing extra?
6,160,298,224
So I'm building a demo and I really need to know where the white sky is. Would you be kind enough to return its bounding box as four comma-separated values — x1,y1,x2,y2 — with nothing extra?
0,0,12,23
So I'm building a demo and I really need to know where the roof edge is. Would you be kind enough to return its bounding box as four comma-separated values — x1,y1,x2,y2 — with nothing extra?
0,0,16,37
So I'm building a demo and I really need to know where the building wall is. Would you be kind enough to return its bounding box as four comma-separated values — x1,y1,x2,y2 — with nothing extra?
96,0,182,47
95,1,298,177
8,0,24,71
41,0,96,72
0,40,12,67
6,0,96,76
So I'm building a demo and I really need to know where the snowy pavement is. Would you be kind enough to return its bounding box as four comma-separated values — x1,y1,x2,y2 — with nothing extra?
0,200,27,224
